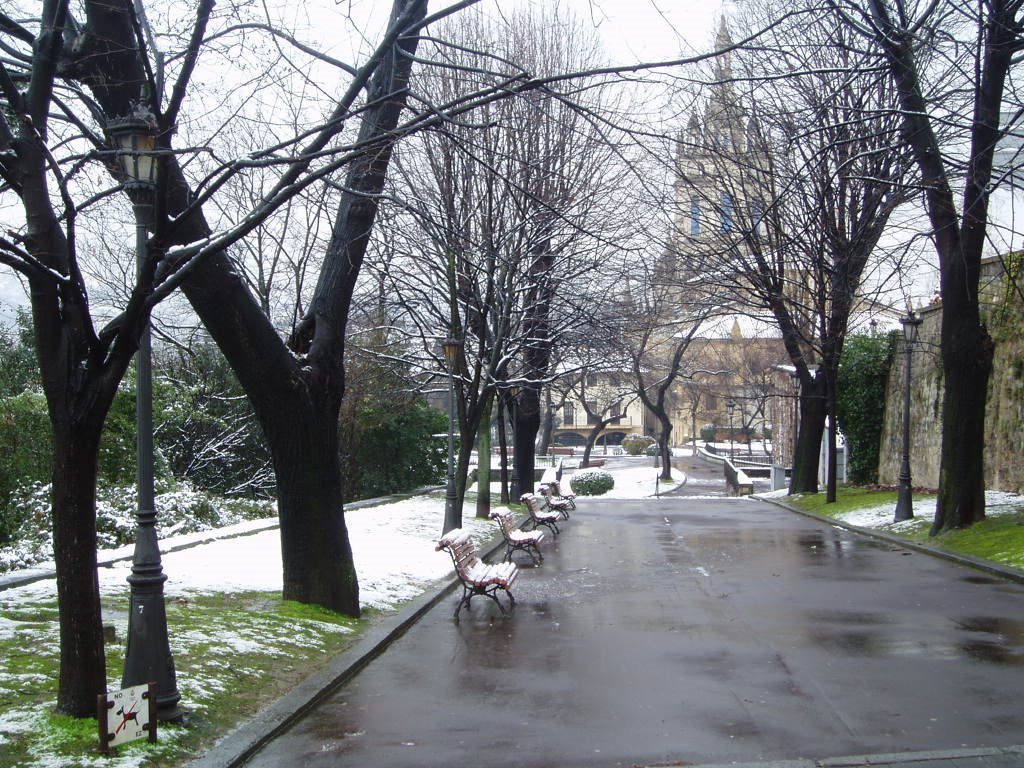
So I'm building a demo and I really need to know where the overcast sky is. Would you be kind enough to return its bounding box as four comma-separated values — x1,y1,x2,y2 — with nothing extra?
561,0,725,62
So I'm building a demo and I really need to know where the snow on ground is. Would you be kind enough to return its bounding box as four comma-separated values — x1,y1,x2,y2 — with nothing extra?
471,459,684,501
5,461,675,623
569,462,683,499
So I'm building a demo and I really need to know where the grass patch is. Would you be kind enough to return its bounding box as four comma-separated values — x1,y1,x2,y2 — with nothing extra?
935,511,1024,570
783,485,1024,573
0,589,374,767
787,486,898,519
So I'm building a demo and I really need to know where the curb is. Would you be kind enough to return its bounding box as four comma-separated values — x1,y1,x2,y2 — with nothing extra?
756,496,1024,585
186,529,509,768
651,744,1024,768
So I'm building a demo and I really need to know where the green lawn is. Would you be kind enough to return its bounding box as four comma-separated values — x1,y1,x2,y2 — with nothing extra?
785,487,1024,573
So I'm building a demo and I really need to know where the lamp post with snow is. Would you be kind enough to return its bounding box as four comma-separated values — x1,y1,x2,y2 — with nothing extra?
894,310,922,522
442,338,463,534
107,114,182,722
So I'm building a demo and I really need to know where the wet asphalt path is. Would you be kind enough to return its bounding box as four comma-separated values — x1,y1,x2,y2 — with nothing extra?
241,495,1024,768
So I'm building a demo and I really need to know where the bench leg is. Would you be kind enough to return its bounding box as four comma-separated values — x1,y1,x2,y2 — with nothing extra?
454,584,515,620
540,519,559,535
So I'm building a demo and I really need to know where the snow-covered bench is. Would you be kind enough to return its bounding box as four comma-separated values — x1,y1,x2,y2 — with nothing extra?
490,508,544,565
520,492,561,535
436,529,517,619
538,481,574,519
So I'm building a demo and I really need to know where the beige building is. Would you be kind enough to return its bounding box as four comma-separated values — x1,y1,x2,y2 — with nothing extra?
549,372,647,449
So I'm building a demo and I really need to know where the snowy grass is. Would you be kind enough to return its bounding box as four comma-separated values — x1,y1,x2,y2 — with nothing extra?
766,487,1024,571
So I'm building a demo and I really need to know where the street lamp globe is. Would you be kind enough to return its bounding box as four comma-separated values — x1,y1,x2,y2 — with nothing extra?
443,338,462,368
106,114,160,190
901,310,922,348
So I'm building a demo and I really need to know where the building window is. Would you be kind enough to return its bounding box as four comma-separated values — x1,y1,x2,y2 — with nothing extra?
563,403,574,426
690,198,701,236
610,401,621,418
721,193,734,233
586,402,600,425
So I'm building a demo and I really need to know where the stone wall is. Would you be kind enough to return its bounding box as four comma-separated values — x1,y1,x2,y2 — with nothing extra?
878,258,1024,492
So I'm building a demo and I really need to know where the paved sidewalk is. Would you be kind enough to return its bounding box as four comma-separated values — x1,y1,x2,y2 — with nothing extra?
193,495,1024,768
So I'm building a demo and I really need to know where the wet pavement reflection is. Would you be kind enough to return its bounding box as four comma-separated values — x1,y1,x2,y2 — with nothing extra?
242,490,1024,768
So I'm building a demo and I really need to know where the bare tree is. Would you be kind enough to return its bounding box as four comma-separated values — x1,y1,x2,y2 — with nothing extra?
829,0,1024,531
375,4,628,528
669,6,916,498
0,0,433,715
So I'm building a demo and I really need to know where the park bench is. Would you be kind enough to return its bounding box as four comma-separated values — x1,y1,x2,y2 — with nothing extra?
539,481,574,519
489,508,544,565
519,492,561,535
436,529,517,619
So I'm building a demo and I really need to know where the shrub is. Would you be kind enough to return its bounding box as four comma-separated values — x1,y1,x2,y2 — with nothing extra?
836,333,896,484
0,391,52,544
644,443,660,456
570,468,614,496
700,424,717,442
0,481,275,573
621,434,655,456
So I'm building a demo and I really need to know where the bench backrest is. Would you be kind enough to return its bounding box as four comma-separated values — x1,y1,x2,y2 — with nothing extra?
520,493,543,515
436,529,481,578
490,509,518,538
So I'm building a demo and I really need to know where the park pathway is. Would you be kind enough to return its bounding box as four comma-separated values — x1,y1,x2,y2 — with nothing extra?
236,495,1024,768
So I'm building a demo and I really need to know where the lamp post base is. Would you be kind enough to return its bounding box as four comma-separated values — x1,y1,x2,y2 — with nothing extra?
894,476,914,522
122,513,183,723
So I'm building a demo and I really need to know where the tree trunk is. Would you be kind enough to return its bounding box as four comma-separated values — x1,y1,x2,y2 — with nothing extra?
513,387,541,497
933,301,992,533
653,409,674,481
476,397,493,519
264,393,359,613
826,369,838,503
789,377,827,494
538,389,554,455
582,421,601,467
51,420,107,716
498,394,510,504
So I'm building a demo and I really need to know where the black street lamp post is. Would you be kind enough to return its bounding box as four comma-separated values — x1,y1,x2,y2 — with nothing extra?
726,398,736,460
107,115,182,722
894,310,923,522
442,338,462,534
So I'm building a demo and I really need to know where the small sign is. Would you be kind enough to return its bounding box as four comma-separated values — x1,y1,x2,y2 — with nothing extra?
98,682,157,753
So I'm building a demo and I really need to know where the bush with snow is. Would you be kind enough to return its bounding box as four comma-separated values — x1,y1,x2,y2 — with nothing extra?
0,481,274,573
621,434,655,456
570,468,614,496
